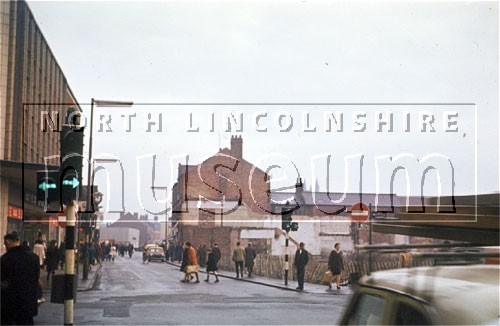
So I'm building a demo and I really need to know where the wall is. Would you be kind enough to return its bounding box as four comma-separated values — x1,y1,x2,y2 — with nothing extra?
217,252,434,285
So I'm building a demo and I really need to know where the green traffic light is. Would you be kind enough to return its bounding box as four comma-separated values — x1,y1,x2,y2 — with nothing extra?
38,181,57,191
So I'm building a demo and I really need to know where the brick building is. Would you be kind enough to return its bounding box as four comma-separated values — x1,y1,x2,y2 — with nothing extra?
171,136,273,253
170,136,443,258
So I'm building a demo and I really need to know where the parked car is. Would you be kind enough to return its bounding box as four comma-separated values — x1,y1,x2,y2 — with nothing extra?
144,245,166,263
339,264,499,325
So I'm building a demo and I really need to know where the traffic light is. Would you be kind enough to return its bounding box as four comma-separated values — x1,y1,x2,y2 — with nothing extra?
60,109,84,205
290,222,299,232
37,170,60,203
281,209,292,231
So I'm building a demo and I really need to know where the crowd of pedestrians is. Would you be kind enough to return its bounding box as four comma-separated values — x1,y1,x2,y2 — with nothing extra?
175,239,338,292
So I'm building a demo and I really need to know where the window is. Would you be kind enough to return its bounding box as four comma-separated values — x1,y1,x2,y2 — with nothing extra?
346,293,385,325
394,301,431,325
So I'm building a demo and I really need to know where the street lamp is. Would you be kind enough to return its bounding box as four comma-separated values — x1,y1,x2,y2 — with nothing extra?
82,99,133,280
151,186,169,243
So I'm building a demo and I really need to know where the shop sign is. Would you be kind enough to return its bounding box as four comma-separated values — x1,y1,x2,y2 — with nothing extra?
8,205,23,220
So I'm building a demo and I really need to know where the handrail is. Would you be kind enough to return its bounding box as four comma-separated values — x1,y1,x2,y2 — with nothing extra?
355,243,488,251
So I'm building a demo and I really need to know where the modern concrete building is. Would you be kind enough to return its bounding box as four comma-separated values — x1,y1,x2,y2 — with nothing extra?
0,0,81,252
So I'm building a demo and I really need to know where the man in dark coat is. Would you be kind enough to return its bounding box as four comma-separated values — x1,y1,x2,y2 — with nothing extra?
174,242,183,262
204,248,220,283
212,242,221,270
45,240,59,281
244,242,257,277
328,243,344,290
1,231,40,325
294,242,309,290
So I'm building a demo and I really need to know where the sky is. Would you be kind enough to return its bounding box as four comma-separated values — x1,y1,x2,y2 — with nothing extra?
27,1,499,221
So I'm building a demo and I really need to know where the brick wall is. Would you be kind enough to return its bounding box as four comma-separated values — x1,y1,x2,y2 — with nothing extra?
216,252,433,285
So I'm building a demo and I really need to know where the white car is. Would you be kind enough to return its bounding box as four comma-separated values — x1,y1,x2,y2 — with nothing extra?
339,264,499,325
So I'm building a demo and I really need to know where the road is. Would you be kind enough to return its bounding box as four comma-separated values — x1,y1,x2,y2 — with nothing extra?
35,253,350,325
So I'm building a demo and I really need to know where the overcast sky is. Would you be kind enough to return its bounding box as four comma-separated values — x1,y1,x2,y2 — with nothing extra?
27,1,499,221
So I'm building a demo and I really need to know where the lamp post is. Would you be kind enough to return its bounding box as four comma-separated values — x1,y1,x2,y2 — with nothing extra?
151,186,169,243
82,99,133,280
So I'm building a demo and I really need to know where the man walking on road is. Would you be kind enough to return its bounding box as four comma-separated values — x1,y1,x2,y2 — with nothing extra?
244,242,257,277
232,242,245,279
1,231,40,325
294,242,309,290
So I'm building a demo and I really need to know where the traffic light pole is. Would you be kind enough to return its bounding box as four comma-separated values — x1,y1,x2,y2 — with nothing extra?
284,230,289,286
64,201,76,325
368,203,373,275
82,99,95,281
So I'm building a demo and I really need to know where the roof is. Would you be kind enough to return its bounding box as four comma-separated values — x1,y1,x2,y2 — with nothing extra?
270,192,397,209
360,264,500,325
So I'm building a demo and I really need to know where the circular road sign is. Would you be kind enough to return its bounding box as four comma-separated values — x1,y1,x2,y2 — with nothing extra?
350,203,369,222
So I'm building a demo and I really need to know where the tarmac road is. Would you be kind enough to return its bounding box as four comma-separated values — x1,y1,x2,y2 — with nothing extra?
35,252,351,325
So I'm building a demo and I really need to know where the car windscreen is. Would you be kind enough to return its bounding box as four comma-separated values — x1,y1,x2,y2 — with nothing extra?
345,292,385,325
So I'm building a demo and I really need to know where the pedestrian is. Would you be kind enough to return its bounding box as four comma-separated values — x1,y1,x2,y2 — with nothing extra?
187,242,200,283
128,243,134,258
197,244,205,267
118,244,125,257
328,243,344,290
204,248,220,283
45,240,59,282
212,242,221,268
88,242,96,270
163,241,169,261
232,241,246,279
110,243,117,262
1,231,40,325
105,242,112,262
244,242,257,277
168,241,174,262
94,241,103,265
33,239,46,269
294,242,309,290
58,241,66,270
175,242,183,262
180,242,190,282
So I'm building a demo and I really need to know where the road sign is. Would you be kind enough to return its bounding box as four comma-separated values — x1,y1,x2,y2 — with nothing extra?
350,202,369,223
37,170,60,203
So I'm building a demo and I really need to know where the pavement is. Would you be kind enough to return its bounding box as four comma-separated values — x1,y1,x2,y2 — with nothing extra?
166,261,354,295
38,259,351,298
39,262,102,294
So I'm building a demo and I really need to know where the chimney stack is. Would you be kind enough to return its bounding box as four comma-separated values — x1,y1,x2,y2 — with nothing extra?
230,135,243,159
295,178,304,202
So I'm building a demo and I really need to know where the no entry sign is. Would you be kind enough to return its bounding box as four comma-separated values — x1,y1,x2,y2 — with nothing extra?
350,203,369,222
